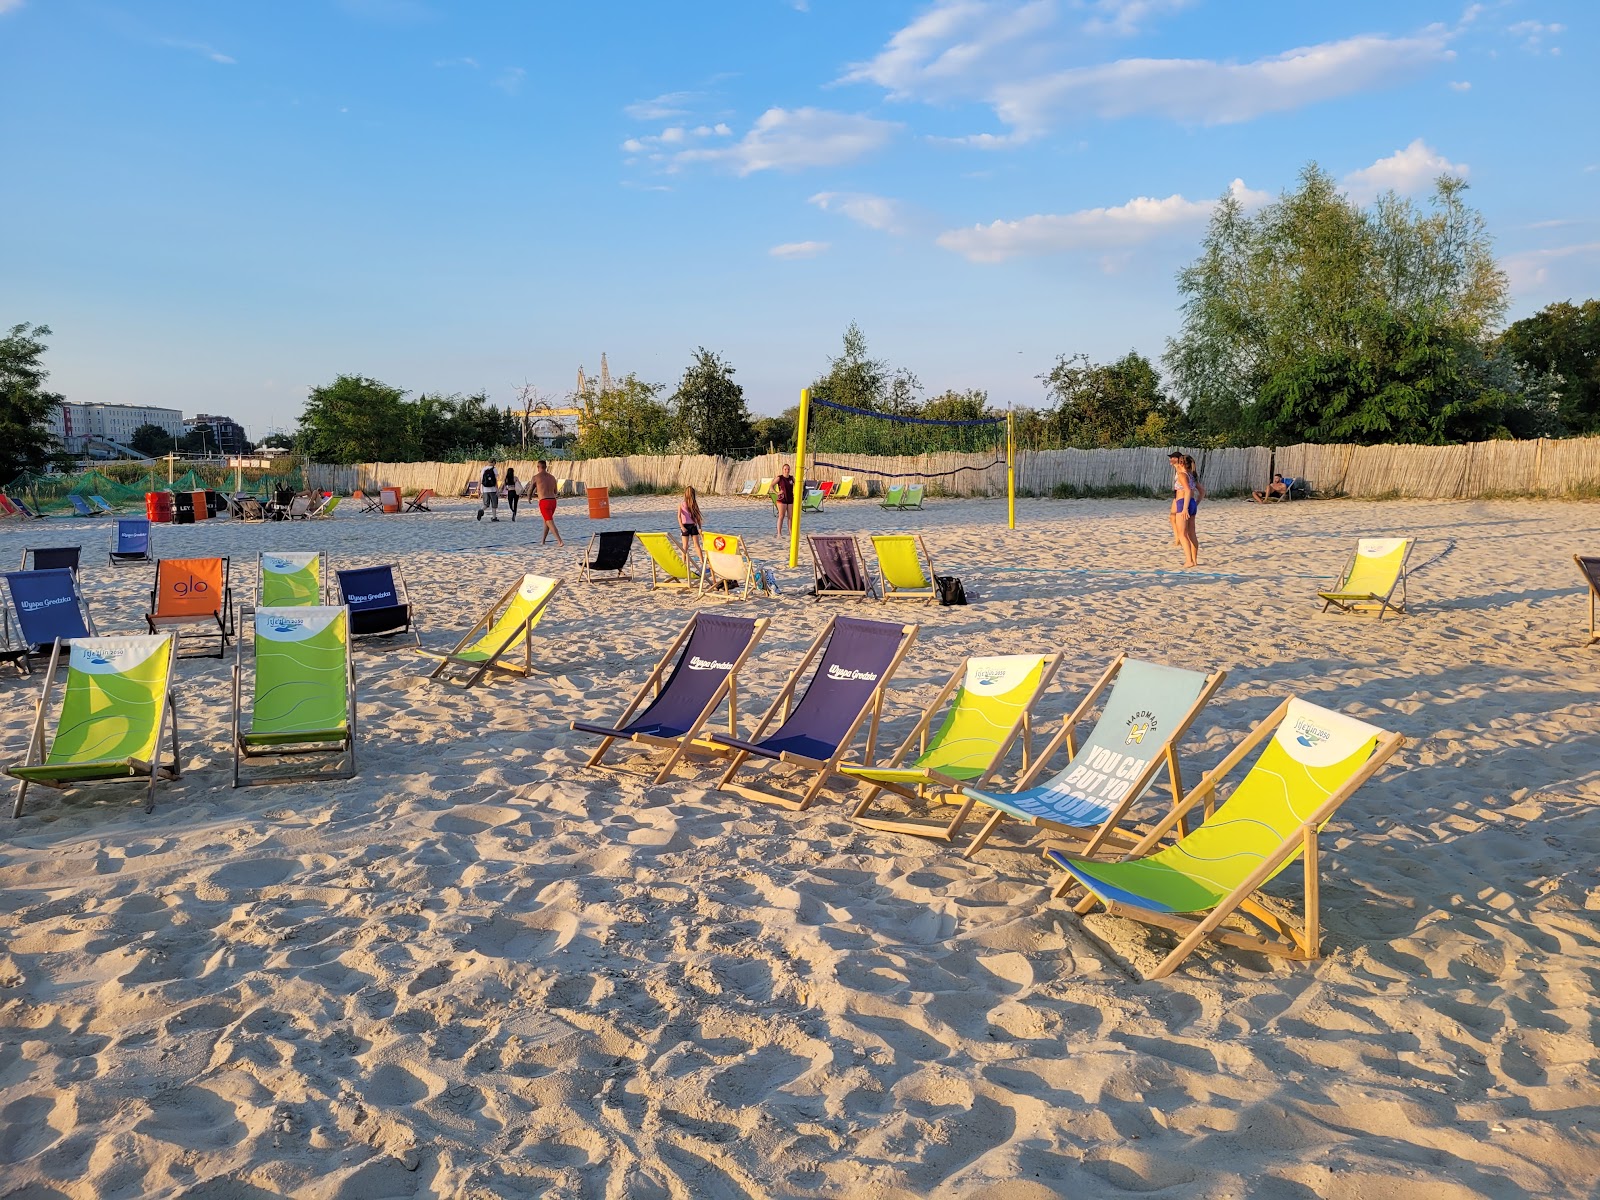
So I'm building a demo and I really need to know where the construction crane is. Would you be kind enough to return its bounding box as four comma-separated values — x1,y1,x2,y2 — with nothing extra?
510,385,584,448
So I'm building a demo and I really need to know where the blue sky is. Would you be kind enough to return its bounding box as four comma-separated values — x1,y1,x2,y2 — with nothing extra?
3,0,1596,437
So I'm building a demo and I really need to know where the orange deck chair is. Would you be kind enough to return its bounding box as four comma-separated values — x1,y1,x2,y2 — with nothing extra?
146,556,234,657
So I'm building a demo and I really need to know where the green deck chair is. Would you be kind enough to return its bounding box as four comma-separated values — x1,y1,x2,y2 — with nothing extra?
424,574,563,687
901,483,925,509
233,606,356,787
801,488,825,513
258,551,326,607
846,653,1061,837
1047,698,1404,979
879,484,904,509
637,531,699,589
8,633,181,816
1319,538,1412,619
871,534,938,603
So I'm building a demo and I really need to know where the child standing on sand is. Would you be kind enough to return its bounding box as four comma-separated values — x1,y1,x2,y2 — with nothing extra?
678,486,704,570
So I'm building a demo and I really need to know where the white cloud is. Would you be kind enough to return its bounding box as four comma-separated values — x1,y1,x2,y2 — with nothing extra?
1342,139,1467,202
671,108,898,175
843,3,1453,139
625,91,701,121
621,124,733,155
493,67,525,95
160,37,235,64
434,56,479,69
770,241,830,259
0,0,25,14
1502,242,1600,291
809,191,912,235
1080,0,1196,36
937,178,1266,263
1449,79,1471,90
1508,19,1564,52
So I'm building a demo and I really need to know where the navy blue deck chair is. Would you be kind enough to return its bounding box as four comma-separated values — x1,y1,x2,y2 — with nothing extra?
336,564,421,646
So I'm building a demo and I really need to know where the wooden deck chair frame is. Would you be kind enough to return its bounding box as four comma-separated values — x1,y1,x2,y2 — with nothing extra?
849,654,1062,838
10,634,182,817
901,484,926,510
754,477,775,498
337,563,422,648
1049,699,1406,979
1319,539,1412,619
20,546,83,579
232,606,358,788
579,531,635,584
636,532,699,590
700,534,760,601
426,577,563,687
147,557,235,658
714,617,919,812
873,534,938,604
801,488,826,513
580,613,771,784
808,535,877,600
739,479,757,496
1576,555,1600,645
310,496,340,519
879,484,905,510
961,655,1227,861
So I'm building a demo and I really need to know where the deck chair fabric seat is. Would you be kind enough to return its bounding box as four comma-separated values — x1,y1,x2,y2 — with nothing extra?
90,495,118,515
5,568,95,654
310,496,340,519
872,534,938,603
959,657,1225,859
405,488,436,512
259,551,325,607
581,532,635,584
739,480,757,496
573,612,769,783
336,565,420,645
233,607,356,786
754,478,775,498
354,490,381,513
1047,698,1403,979
8,633,181,816
701,533,769,600
110,518,151,566
147,557,234,657
636,532,698,589
879,485,904,509
902,484,926,510
425,574,561,687
801,488,825,513
1319,538,1411,619
1575,555,1600,645
68,495,95,518
809,535,875,600
22,546,82,577
711,616,918,810
846,654,1061,837
834,477,856,500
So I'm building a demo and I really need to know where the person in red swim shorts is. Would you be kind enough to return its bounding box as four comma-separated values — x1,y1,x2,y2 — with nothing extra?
533,460,564,547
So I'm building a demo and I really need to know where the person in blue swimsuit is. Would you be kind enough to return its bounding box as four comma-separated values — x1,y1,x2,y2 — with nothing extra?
1168,450,1199,568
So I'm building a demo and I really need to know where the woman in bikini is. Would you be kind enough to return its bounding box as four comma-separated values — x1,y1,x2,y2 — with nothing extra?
678,486,704,571
1169,450,1199,568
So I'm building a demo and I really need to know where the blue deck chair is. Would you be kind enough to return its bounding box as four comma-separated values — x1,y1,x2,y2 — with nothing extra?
110,518,151,567
68,495,95,518
90,495,120,515
4,569,95,658
21,547,83,579
336,565,421,647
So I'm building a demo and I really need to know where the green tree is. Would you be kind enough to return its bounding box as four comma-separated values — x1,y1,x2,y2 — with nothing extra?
1498,299,1600,434
810,321,889,411
0,323,65,481
130,422,174,458
1037,352,1177,447
751,407,798,453
296,375,412,461
574,373,674,457
672,348,754,456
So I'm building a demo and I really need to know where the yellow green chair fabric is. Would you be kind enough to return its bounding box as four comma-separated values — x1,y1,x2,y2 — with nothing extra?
258,551,324,607
637,532,697,589
426,574,562,686
871,534,936,603
234,606,355,785
1319,538,1411,618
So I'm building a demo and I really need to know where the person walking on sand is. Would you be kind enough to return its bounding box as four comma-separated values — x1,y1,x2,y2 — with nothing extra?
774,463,794,539
477,459,499,522
533,460,563,547
502,465,520,522
1169,450,1198,568
679,485,704,571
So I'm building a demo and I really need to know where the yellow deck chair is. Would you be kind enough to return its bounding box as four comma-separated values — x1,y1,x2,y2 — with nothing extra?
834,476,856,499
637,532,699,589
424,574,562,687
1046,698,1404,979
754,477,775,498
847,653,1061,838
1319,538,1411,619
701,533,769,600
871,534,937,603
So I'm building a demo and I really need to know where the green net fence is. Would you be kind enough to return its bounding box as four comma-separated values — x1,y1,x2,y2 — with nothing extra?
5,459,309,516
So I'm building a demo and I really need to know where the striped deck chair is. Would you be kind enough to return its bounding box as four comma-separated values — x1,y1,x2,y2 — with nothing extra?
710,616,919,811
425,574,562,687
636,532,699,589
233,606,357,787
573,612,769,783
901,484,926,510
258,551,326,606
20,546,82,579
337,565,421,646
8,633,181,816
846,653,1061,837
808,535,876,600
1577,556,1600,645
147,557,234,658
872,534,937,604
958,656,1226,859
0,494,22,519
110,518,151,567
879,484,904,509
1319,538,1411,619
701,533,769,600
834,477,856,499
1047,698,1404,979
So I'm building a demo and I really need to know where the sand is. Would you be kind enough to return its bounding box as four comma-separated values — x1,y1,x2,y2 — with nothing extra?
1,494,1598,1199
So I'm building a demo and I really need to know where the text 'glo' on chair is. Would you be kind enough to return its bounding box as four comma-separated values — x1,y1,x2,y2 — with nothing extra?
572,611,769,784
424,574,562,687
233,606,357,788
146,557,234,658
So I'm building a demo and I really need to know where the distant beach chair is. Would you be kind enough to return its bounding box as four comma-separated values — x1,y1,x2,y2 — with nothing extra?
1576,555,1600,645
879,484,905,510
464,479,481,499
234,495,267,521
20,546,82,579
801,488,826,513
636,532,699,590
232,606,357,788
579,531,635,584
310,496,341,519
710,615,918,811
1319,537,1412,619
808,534,876,600
89,495,120,515
1046,698,1404,979
336,565,421,647
68,495,95,518
819,481,835,498
572,612,770,784
834,477,856,500
739,479,757,496
754,477,775,498
901,483,926,510
424,574,562,687
845,653,1061,837
258,551,326,607
956,656,1226,859
110,518,151,568
700,532,770,600
405,488,436,513
147,557,234,657
354,489,382,514
13,496,45,519
285,496,311,520
871,534,937,604
3,568,94,673
0,494,22,519
7,632,181,817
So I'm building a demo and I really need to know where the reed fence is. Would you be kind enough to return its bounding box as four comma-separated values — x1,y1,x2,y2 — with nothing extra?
305,436,1600,502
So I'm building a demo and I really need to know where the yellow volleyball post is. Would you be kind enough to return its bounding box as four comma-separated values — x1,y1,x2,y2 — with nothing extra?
1007,409,1016,530
788,388,811,569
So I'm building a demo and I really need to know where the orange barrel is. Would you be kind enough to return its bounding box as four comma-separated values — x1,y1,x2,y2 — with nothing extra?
586,486,610,519
145,491,173,523
381,486,401,513
191,489,209,520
